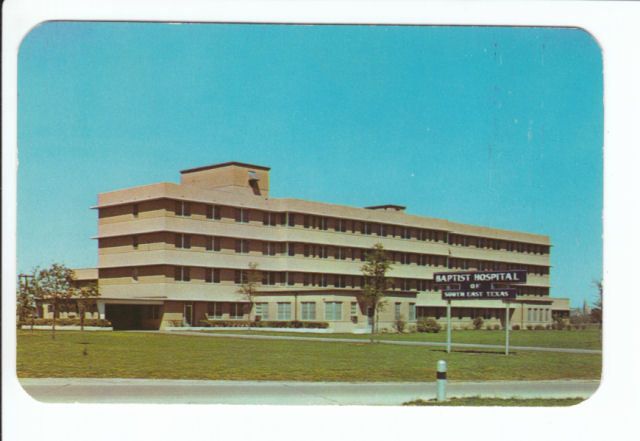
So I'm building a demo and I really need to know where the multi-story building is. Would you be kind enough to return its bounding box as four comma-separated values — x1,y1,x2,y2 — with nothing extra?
89,161,569,331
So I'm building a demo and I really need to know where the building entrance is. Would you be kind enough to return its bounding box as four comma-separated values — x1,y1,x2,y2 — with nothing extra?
105,304,160,330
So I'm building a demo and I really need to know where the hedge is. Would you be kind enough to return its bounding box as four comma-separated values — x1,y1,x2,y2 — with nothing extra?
198,320,329,329
18,318,112,327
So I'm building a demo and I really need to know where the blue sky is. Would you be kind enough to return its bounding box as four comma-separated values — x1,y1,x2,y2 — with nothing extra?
17,22,602,307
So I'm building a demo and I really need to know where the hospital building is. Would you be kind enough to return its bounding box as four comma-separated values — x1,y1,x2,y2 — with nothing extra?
70,161,569,331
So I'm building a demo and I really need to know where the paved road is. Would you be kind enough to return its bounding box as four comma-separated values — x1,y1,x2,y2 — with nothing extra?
20,378,600,405
156,330,602,355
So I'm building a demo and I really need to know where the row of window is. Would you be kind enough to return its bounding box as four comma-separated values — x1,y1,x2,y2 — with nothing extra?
140,233,550,275
527,308,551,322
206,301,411,322
168,266,550,295
128,200,549,255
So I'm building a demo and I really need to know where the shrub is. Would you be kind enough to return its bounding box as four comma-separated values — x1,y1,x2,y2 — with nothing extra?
526,325,533,331
198,319,329,329
407,325,417,333
394,317,406,333
511,324,520,331
534,325,545,330
472,317,484,330
417,318,441,333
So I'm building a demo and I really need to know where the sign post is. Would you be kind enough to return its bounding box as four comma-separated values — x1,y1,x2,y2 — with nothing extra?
505,301,510,356
446,300,452,353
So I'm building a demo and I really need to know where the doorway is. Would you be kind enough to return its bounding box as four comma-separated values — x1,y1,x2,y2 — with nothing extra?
184,303,194,326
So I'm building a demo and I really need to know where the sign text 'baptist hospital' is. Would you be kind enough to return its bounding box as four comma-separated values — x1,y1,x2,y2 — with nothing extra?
434,270,527,285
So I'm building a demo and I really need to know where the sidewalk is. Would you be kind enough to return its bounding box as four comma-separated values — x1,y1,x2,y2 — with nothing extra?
156,330,603,355
20,378,601,405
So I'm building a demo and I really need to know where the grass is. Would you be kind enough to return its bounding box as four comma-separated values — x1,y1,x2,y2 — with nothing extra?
403,397,585,406
17,330,601,382
200,329,603,350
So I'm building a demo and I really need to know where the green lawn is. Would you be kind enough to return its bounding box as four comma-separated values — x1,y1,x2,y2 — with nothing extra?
201,329,603,350
17,331,601,382
404,397,585,406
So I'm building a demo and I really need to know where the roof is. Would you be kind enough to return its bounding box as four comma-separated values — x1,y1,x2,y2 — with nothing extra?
180,162,271,174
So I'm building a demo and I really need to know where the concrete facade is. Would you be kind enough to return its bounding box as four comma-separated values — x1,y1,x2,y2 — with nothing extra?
82,162,569,331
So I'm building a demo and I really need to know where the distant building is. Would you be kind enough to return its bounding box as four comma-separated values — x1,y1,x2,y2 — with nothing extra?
49,162,569,331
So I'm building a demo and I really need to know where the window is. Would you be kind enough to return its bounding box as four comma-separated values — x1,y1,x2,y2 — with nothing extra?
174,266,190,282
230,303,244,319
409,303,416,321
175,201,191,217
351,302,358,316
287,272,295,286
337,218,347,232
235,270,247,284
236,239,249,254
235,207,249,223
288,243,295,256
207,302,223,319
132,235,139,249
402,227,411,239
288,213,296,227
132,268,139,282
319,217,328,230
303,215,311,228
325,302,342,321
148,305,160,320
395,303,401,320
277,302,292,320
207,205,222,220
255,303,269,320
379,224,387,237
205,268,220,284
262,211,277,226
301,302,316,320
262,272,276,285
133,204,139,217
175,234,191,249
263,242,276,256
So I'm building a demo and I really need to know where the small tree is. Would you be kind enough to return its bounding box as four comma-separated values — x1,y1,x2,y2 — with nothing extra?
237,262,261,329
17,274,37,330
472,316,484,330
34,263,74,339
360,243,393,342
73,282,100,331
591,279,603,326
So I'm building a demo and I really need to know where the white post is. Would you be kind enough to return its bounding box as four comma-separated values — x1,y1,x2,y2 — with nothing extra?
436,360,447,401
446,300,452,353
505,302,510,356
97,301,106,320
